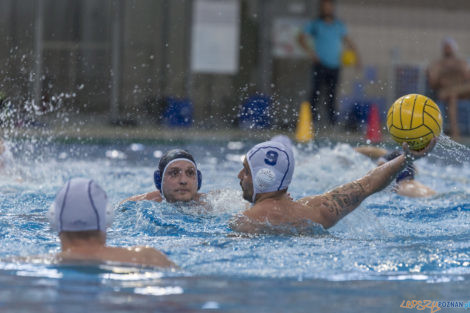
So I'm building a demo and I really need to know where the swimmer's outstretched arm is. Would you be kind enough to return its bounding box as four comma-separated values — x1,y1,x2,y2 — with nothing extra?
354,146,388,159
298,139,436,228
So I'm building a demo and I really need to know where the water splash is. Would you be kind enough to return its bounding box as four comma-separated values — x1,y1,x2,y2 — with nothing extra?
431,135,470,164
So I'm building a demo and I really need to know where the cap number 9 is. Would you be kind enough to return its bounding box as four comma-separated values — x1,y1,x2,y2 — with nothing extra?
264,150,278,166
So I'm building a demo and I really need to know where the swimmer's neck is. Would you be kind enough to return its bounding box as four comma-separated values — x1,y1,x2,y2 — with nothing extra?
254,190,288,204
60,232,107,253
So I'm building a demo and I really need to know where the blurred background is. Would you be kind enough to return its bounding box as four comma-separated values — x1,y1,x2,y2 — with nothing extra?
0,0,469,139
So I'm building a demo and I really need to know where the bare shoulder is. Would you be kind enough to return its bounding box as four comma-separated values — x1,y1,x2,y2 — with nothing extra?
131,246,165,257
120,191,162,204
355,146,388,159
126,246,176,268
296,195,329,222
296,183,365,229
229,202,274,234
395,180,436,198
243,201,278,221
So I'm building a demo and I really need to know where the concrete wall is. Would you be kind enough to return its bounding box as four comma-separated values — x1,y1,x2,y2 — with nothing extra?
0,0,469,128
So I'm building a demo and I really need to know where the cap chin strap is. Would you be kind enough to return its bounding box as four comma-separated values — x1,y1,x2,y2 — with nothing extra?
160,158,197,201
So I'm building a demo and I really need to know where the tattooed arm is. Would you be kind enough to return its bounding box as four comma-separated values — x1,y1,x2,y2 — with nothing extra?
298,140,437,228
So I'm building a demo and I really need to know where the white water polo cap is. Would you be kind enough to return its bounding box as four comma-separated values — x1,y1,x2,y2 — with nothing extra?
48,178,112,232
246,141,295,203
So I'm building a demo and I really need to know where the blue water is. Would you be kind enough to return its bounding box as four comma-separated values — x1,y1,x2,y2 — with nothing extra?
1,139,470,312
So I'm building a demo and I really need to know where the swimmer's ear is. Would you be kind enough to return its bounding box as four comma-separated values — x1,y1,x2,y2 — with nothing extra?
48,203,58,232
106,204,114,228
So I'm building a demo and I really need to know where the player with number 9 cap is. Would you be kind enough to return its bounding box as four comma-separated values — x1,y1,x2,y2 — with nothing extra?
233,138,437,234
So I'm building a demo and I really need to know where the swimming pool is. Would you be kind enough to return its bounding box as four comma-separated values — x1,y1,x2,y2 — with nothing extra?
0,138,469,312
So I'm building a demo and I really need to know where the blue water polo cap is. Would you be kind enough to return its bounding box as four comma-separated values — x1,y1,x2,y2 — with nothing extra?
154,149,202,191
246,141,295,203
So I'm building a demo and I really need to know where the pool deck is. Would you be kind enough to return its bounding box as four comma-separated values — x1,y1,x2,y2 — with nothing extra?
2,113,470,146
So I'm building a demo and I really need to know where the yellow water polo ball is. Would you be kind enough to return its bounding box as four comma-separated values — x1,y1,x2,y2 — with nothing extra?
386,94,443,150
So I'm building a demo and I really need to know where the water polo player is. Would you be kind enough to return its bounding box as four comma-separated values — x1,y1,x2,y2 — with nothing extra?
122,149,203,203
355,146,436,198
232,138,436,233
49,178,175,267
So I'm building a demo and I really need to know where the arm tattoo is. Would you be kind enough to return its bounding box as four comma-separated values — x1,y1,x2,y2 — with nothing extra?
322,181,366,218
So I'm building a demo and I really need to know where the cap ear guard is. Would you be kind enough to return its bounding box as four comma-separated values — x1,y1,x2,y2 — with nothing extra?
154,169,162,191
154,168,202,191
254,168,276,191
196,169,202,190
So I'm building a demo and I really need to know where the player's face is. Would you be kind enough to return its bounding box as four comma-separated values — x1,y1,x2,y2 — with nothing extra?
443,43,454,57
162,160,198,202
320,0,334,18
238,158,254,202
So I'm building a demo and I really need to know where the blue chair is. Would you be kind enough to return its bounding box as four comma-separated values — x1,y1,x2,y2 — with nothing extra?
163,97,193,127
239,95,271,129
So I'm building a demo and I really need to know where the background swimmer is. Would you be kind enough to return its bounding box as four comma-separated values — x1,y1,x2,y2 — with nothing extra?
355,146,436,197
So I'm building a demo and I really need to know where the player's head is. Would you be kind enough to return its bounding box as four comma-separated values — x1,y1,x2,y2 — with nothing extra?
442,37,458,57
271,135,293,152
48,178,112,242
238,141,295,203
154,149,202,202
319,0,335,19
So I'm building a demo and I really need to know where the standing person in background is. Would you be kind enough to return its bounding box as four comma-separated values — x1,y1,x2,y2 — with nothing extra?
427,37,470,140
297,0,361,126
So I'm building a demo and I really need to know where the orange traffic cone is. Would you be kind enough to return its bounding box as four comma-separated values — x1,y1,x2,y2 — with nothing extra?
366,103,382,143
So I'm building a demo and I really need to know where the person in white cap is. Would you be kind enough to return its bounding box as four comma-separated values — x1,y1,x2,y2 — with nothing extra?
232,139,436,233
49,178,175,267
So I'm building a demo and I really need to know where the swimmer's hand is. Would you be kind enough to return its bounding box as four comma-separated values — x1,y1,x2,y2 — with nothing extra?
402,138,437,163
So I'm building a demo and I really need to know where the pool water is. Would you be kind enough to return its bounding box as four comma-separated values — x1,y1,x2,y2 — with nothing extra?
0,139,469,312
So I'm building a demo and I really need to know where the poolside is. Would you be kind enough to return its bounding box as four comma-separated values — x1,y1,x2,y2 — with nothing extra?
4,113,470,146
